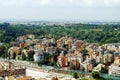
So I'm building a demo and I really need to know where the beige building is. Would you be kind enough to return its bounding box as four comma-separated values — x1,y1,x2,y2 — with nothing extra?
101,54,113,64
46,47,56,54
0,62,14,70
8,47,21,58
27,34,35,39
22,49,29,57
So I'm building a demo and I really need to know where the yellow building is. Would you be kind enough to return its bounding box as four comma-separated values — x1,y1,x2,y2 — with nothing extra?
16,76,32,80
114,57,120,64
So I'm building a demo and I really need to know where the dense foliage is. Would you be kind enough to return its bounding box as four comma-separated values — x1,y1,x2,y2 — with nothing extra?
0,45,7,58
91,71,105,80
0,22,120,44
27,50,35,61
72,72,79,79
37,52,59,67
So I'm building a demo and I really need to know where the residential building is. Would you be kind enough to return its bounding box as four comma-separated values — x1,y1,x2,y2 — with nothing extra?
93,64,105,72
101,54,113,64
22,49,29,57
27,34,35,39
8,47,21,58
114,57,120,64
57,53,68,68
71,59,80,70
16,76,32,80
109,63,120,76
34,49,44,62
46,47,56,54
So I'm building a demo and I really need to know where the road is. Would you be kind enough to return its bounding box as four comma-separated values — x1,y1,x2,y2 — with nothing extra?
0,58,87,74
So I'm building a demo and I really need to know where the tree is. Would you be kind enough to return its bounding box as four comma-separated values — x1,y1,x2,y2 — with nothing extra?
22,53,26,60
101,67,108,73
72,72,79,79
53,52,60,62
106,77,113,80
0,46,6,57
70,62,75,70
12,52,16,59
83,49,88,54
27,50,35,61
91,71,100,79
38,59,45,65
80,77,88,80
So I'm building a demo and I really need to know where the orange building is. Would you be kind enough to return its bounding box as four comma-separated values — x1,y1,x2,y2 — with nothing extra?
71,59,80,70
19,43,25,48
57,54,68,68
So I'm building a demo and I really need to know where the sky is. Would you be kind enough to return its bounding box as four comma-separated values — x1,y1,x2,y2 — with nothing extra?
0,0,120,21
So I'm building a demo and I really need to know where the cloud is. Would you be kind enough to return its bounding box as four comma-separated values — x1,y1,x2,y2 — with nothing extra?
0,0,51,6
39,0,50,5
67,0,120,7
0,0,120,21
0,0,120,7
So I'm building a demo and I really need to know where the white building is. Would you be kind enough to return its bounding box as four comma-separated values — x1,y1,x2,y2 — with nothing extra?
109,63,120,76
34,49,44,62
93,64,105,72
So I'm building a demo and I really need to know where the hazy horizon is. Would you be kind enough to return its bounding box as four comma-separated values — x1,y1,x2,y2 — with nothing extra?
0,0,120,22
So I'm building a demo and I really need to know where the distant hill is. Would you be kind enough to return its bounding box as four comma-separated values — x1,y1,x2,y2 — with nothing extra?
0,22,120,44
